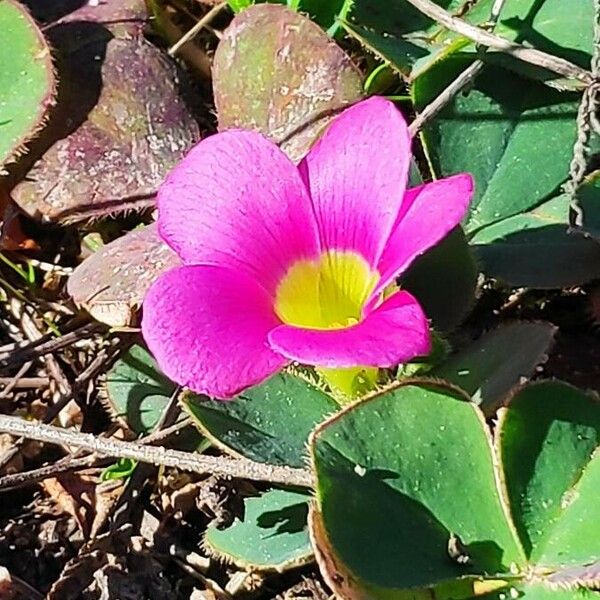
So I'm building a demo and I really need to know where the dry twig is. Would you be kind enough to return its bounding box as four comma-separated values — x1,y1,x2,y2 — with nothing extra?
168,2,227,57
0,419,193,491
404,0,592,84
409,0,506,136
0,414,313,488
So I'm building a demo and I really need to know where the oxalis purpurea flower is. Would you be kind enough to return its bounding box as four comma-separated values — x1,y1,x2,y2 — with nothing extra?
142,97,473,400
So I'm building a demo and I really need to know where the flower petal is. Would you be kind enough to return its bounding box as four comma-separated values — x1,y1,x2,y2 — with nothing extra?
142,264,287,399
268,290,430,368
299,96,411,266
375,173,474,294
158,130,320,293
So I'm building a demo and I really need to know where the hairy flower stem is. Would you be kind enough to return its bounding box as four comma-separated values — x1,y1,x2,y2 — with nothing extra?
317,366,380,403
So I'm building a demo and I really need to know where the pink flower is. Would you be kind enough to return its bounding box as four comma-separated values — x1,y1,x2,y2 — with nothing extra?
142,97,473,399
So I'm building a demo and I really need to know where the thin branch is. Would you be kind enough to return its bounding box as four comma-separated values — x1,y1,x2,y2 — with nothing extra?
0,347,117,470
0,454,103,491
168,2,227,57
0,376,49,389
0,361,33,399
403,0,592,84
0,415,313,488
409,61,484,136
409,0,507,136
0,419,194,492
0,322,101,367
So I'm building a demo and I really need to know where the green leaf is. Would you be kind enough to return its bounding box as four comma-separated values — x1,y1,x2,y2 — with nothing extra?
105,344,176,435
342,0,469,80
182,372,337,468
498,381,600,568
413,55,580,234
311,381,525,595
213,3,363,163
228,0,254,11
101,458,138,481
481,584,597,599
470,192,600,288
344,0,593,84
401,227,477,333
431,322,556,414
204,488,312,572
0,0,55,166
463,0,593,68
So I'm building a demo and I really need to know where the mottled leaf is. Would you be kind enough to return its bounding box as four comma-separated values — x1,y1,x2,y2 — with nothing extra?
213,4,363,163
8,0,199,222
67,223,179,327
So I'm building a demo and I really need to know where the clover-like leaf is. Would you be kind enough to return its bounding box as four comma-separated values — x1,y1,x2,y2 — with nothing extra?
413,55,581,235
432,322,556,414
401,227,477,333
342,0,467,81
470,191,600,288
67,223,179,327
310,381,526,597
104,344,177,435
498,381,600,567
213,3,363,163
204,488,313,572
8,0,199,222
346,0,593,83
183,372,337,468
0,0,55,167
310,379,600,598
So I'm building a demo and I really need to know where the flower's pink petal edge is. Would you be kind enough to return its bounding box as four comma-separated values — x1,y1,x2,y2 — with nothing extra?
374,173,474,296
142,264,287,400
157,130,320,294
267,290,431,368
299,96,411,266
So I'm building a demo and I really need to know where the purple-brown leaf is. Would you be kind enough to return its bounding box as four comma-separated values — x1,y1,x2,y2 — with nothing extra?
213,4,363,163
67,223,179,327
8,0,199,223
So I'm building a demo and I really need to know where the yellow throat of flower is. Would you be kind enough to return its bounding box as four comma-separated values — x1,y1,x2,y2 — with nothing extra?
274,250,379,330
274,250,381,400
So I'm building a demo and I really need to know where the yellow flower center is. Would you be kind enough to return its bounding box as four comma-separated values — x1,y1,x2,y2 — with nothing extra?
274,250,379,330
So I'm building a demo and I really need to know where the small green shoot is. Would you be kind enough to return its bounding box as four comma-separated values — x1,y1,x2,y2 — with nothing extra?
101,458,138,481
